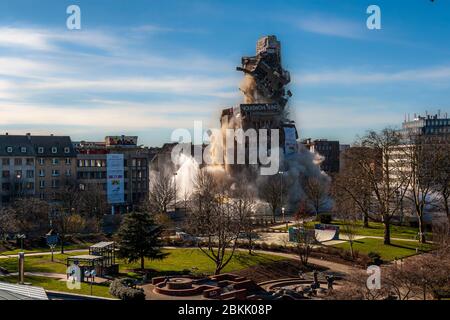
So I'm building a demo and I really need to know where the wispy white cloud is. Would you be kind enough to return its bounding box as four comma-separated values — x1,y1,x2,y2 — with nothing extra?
295,15,365,39
0,26,122,52
296,66,450,85
0,101,205,130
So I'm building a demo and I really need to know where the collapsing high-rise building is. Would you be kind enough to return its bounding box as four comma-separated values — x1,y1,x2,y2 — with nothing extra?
218,35,329,213
220,35,299,173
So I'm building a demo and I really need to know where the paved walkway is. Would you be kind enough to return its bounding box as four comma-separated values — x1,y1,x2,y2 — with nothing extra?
1,271,109,284
0,249,88,259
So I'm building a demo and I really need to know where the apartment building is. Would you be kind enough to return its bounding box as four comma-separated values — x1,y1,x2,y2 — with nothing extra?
0,135,36,205
0,134,76,205
75,136,155,214
32,136,77,201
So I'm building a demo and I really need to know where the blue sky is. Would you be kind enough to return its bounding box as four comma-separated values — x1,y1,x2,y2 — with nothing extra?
0,0,449,146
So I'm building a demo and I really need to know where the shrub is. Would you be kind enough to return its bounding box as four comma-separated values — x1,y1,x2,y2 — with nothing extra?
109,278,146,301
318,213,332,224
368,251,383,265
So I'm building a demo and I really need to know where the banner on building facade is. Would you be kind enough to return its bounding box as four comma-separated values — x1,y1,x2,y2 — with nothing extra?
106,154,125,204
284,127,298,155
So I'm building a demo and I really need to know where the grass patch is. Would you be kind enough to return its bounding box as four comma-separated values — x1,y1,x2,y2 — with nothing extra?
303,220,423,240
333,238,434,261
0,252,83,274
0,248,286,278
119,248,286,276
0,275,112,298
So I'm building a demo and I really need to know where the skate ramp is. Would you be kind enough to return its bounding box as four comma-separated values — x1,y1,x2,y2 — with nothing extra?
314,229,338,242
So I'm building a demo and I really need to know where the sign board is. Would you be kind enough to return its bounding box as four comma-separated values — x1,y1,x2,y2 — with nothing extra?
107,154,125,204
283,127,298,155
46,234,59,246
105,136,138,147
240,103,280,113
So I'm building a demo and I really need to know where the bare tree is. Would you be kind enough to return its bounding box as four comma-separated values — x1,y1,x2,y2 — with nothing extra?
334,195,359,260
402,136,439,243
148,169,176,214
0,208,17,238
357,128,409,245
259,174,287,223
187,169,243,275
12,198,50,239
303,175,329,217
52,207,86,254
434,137,450,224
232,179,257,254
338,147,375,227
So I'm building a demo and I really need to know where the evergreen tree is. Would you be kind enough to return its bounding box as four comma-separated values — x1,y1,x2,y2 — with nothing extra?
116,211,168,270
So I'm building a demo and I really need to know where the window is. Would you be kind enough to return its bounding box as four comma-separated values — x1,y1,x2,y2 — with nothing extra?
6,147,12,153
2,171,9,178
78,159,84,167
2,183,10,191
39,180,45,189
26,182,34,190
14,158,22,166
51,147,57,154
26,158,34,166
2,158,9,166
65,169,71,177
38,147,44,154
65,158,71,165
39,170,45,177
26,170,34,178
38,158,45,165
51,179,60,188
21,147,27,153
52,169,60,177
64,147,70,154
52,158,59,165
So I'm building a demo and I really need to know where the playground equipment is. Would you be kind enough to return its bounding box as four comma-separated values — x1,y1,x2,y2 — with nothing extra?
289,224,340,243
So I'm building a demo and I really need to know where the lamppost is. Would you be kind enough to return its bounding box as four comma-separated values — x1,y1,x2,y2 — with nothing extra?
279,171,284,223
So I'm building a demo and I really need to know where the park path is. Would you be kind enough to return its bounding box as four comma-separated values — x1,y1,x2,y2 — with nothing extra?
0,249,88,259
162,246,359,276
2,271,109,284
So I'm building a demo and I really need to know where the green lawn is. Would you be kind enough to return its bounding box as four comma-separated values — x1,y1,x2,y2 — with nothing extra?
0,249,287,277
303,220,423,240
0,275,112,298
0,252,80,274
333,238,434,261
119,248,286,276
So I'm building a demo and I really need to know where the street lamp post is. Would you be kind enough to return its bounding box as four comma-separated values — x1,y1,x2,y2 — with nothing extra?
279,171,284,224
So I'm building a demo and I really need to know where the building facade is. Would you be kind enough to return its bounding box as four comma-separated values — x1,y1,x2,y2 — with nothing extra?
302,139,340,174
75,136,154,214
0,134,76,205
401,112,450,137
